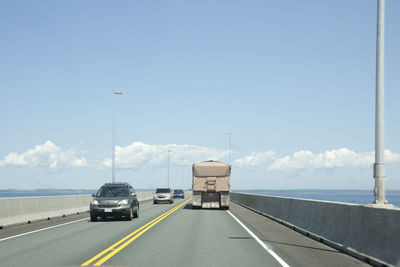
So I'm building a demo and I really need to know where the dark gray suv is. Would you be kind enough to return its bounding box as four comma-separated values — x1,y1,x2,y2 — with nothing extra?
90,183,139,221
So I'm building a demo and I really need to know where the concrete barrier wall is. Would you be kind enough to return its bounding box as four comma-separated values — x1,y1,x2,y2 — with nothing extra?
0,192,154,228
231,192,400,267
0,195,92,228
136,191,154,202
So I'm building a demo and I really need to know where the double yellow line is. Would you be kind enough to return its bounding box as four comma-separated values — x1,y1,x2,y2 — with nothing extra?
81,198,192,266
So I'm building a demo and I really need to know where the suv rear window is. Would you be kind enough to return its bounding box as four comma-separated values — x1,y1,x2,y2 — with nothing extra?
97,186,129,197
156,188,171,193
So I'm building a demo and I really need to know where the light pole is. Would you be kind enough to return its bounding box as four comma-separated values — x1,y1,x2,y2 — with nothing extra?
181,168,184,189
226,132,232,165
112,90,123,184
167,150,171,187
180,166,186,189
373,0,386,204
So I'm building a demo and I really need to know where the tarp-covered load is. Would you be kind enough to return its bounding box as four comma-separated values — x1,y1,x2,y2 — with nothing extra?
193,161,231,177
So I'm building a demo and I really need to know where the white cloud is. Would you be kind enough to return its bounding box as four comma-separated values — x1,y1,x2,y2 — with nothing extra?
0,141,88,169
233,148,400,171
234,151,275,168
102,142,229,169
268,148,400,171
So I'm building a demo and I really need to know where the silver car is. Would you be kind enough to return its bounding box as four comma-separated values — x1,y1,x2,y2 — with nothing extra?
153,188,174,204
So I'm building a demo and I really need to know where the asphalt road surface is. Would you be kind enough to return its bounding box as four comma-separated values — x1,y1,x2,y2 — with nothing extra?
0,195,370,267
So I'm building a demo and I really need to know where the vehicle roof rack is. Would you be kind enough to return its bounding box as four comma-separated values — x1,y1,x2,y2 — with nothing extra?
104,182,130,186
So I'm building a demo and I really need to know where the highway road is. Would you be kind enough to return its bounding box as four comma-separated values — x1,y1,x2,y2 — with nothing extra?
0,195,370,267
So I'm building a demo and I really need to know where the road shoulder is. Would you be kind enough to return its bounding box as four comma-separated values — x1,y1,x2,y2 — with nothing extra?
230,201,371,267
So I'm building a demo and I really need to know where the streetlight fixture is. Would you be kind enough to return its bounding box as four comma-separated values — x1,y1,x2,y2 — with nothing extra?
112,90,123,184
373,0,387,204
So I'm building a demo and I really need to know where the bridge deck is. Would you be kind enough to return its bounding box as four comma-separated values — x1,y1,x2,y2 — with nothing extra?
0,196,370,267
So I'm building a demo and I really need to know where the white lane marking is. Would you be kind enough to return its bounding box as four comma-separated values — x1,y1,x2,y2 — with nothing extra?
0,218,88,242
227,210,290,267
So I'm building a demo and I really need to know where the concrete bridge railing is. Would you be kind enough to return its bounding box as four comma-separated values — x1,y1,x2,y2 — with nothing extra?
231,192,400,267
0,192,154,228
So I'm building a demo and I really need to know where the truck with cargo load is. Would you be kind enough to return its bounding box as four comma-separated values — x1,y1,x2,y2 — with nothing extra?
192,160,231,209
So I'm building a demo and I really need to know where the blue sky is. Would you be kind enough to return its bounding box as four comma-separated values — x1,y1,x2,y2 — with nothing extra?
0,0,399,190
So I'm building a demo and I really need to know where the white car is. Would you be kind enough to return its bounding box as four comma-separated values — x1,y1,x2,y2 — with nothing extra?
153,188,174,204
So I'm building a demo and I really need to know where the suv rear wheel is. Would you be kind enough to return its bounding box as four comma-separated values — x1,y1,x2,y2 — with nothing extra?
134,207,139,218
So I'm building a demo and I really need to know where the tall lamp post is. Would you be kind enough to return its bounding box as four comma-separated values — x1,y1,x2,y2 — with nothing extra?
226,132,232,165
167,150,171,187
112,90,123,184
180,166,186,189
373,0,386,204
181,167,184,189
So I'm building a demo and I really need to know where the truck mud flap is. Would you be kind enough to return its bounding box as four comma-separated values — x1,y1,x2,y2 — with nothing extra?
201,192,220,208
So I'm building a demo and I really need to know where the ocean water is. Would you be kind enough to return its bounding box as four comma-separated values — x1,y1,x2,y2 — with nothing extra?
0,188,154,198
234,189,400,207
0,189,96,198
